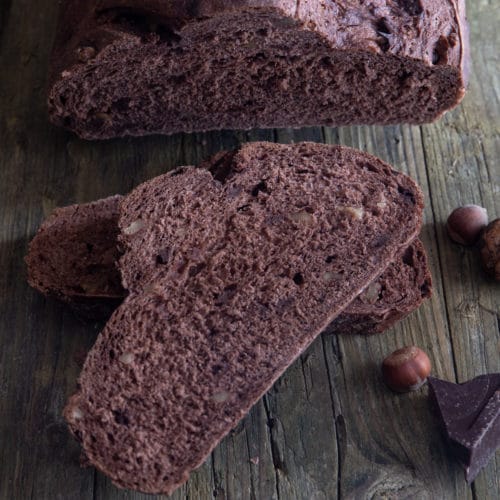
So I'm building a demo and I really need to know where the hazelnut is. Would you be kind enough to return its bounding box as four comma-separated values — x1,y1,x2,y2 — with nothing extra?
123,219,145,235
289,211,315,224
71,408,84,420
479,219,500,281
212,391,229,403
382,346,431,392
340,206,364,220
322,271,342,282
94,112,112,123
76,46,96,62
446,205,488,246
359,281,382,304
119,352,134,365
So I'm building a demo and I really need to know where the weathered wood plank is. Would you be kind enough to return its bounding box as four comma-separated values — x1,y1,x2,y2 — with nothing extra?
0,0,498,499
415,2,500,496
323,122,471,500
0,2,96,500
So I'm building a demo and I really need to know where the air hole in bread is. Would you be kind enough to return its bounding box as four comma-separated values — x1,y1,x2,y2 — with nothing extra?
188,263,205,277
155,247,172,265
398,185,416,204
292,272,305,286
420,280,431,296
251,180,268,197
362,162,379,173
375,18,391,35
320,57,333,69
371,234,389,248
113,410,129,426
402,246,415,266
375,19,391,52
111,98,131,112
396,0,424,16
215,284,238,305
208,151,237,184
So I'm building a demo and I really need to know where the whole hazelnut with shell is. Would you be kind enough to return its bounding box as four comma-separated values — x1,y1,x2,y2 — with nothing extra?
446,205,488,246
382,346,432,393
479,219,500,281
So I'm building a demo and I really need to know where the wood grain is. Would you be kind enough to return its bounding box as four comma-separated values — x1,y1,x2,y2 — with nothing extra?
0,1,498,499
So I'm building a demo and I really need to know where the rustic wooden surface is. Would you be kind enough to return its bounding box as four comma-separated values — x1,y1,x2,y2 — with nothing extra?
0,1,498,499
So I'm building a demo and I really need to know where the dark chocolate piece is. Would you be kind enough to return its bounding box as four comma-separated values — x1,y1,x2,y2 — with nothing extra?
428,375,500,482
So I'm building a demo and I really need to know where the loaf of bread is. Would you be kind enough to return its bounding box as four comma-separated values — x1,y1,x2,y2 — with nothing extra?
64,142,424,493
26,196,431,330
48,1,469,139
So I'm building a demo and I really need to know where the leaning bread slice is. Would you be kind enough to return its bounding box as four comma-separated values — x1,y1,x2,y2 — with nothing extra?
48,1,468,139
329,239,432,335
25,195,124,318
26,197,431,329
65,142,423,494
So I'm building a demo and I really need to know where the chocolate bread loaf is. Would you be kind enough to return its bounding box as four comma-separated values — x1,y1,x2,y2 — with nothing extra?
48,1,469,139
25,196,125,319
26,195,431,331
64,142,424,493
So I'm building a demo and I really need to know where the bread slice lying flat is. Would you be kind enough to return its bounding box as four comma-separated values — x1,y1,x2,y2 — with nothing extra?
26,195,431,331
25,196,124,319
48,1,468,139
63,142,424,494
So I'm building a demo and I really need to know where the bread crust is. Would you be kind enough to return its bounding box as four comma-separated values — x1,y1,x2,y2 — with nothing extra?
48,1,469,138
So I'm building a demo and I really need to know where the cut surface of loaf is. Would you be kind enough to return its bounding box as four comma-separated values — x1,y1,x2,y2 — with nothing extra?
25,195,125,318
328,239,432,335
26,195,431,330
65,142,424,494
48,0,468,139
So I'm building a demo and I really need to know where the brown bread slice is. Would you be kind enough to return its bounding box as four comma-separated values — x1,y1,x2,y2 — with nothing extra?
64,142,424,494
26,195,431,330
328,239,432,335
48,0,468,139
25,196,125,319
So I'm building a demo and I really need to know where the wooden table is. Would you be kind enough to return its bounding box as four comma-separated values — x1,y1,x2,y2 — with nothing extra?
0,1,498,499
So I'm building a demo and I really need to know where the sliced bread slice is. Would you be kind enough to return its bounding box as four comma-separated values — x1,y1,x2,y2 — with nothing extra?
48,1,468,139
25,195,125,319
26,195,431,330
64,142,424,494
328,239,432,335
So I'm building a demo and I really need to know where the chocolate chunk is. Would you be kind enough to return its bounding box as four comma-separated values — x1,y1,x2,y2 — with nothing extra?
428,375,500,482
